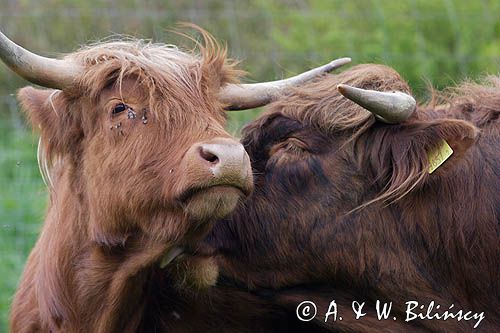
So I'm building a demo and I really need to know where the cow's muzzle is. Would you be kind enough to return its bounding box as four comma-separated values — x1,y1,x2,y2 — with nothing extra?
177,137,253,220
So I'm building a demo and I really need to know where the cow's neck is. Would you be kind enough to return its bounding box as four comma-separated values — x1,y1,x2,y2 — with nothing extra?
35,177,182,332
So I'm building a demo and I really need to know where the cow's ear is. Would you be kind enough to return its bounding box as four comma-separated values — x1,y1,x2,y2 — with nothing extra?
18,86,82,156
369,118,478,203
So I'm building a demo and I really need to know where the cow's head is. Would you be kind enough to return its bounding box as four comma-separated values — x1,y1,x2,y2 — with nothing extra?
208,64,480,290
1,30,257,250
0,27,349,258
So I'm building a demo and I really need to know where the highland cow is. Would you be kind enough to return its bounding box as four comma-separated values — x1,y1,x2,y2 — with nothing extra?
193,64,499,332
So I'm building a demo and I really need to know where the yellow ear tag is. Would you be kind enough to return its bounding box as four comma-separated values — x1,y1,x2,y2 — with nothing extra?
427,140,453,174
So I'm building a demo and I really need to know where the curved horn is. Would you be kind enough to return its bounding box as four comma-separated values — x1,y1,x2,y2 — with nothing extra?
220,57,351,110
0,30,81,89
337,84,416,123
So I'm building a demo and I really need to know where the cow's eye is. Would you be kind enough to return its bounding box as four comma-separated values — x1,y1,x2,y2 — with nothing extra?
269,137,308,156
112,103,127,114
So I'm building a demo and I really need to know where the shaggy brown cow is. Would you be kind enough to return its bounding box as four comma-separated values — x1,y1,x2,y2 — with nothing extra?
193,64,499,332
0,28,349,332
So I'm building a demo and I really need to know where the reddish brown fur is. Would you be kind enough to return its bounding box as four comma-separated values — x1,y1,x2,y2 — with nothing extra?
198,65,499,331
10,29,250,332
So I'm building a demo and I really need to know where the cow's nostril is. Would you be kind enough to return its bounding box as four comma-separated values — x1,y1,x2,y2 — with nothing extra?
199,147,219,164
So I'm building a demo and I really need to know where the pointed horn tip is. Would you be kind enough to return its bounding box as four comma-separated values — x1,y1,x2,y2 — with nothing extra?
325,58,351,72
333,57,351,65
337,83,349,95
336,84,417,123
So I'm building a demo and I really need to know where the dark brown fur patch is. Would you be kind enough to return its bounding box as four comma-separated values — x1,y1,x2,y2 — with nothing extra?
201,64,499,332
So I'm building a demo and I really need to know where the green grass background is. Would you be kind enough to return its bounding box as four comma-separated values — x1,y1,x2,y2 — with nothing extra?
0,0,499,330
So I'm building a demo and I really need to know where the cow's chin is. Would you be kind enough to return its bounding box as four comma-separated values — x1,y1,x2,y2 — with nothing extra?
183,186,243,221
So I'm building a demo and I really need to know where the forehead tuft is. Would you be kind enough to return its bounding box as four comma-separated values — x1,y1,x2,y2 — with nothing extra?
65,41,200,98
61,28,240,105
73,40,198,75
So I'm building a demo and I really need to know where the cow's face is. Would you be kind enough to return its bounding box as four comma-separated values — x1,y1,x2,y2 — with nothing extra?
18,41,252,247
209,64,478,289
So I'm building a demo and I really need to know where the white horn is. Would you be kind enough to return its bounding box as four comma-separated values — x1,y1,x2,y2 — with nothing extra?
220,57,351,110
337,84,416,123
0,30,81,89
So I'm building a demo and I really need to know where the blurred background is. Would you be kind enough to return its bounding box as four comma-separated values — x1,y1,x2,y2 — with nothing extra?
0,0,498,329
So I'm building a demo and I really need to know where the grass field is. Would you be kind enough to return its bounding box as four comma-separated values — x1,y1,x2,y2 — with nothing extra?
0,114,46,329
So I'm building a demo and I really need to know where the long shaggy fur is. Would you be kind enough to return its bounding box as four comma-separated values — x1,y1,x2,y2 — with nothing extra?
199,64,499,332
11,27,246,333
